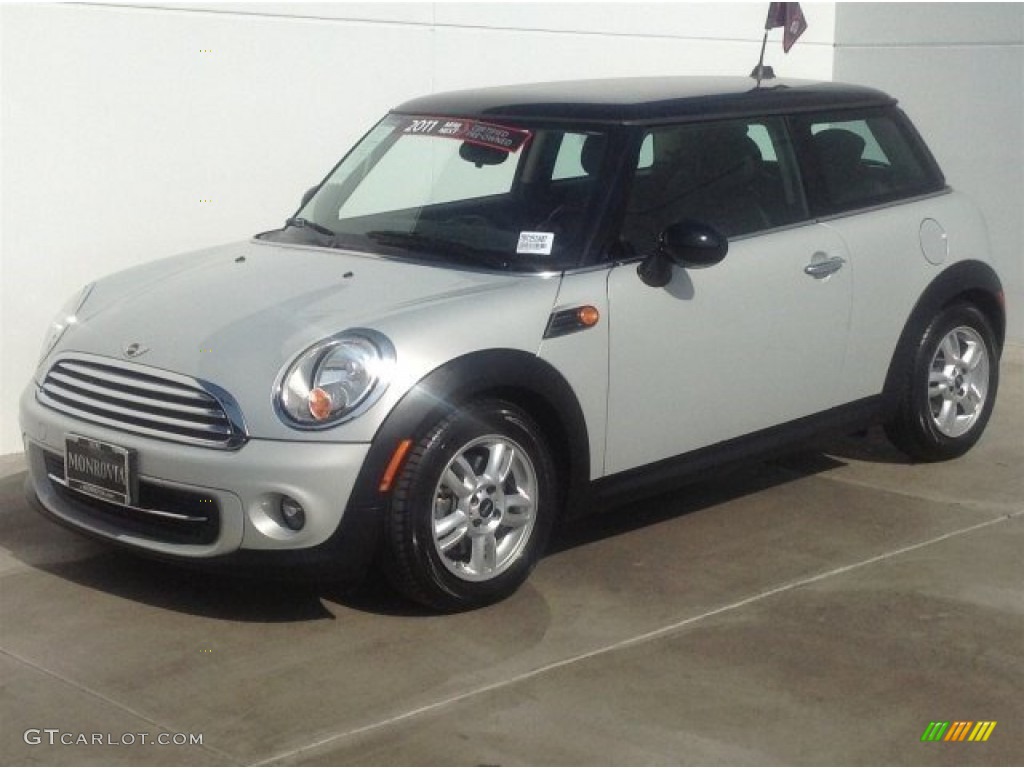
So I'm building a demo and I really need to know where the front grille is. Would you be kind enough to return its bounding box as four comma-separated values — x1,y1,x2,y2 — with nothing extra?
38,354,246,449
43,450,220,545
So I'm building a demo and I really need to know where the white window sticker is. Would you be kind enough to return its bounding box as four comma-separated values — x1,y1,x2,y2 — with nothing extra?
516,231,555,255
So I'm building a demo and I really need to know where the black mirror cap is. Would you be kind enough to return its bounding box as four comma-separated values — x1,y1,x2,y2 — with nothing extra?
300,186,319,208
658,220,728,267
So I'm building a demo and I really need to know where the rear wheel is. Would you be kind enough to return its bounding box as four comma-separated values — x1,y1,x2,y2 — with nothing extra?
384,400,556,612
885,303,999,461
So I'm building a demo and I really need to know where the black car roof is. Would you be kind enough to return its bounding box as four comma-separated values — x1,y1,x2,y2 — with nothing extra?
393,76,895,124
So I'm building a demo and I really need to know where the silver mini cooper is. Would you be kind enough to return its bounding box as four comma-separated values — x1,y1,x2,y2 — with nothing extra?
20,77,1004,610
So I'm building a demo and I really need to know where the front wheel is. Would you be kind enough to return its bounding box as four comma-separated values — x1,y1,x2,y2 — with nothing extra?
384,400,557,611
885,303,999,461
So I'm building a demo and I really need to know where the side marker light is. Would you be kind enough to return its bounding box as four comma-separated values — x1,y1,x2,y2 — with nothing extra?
577,305,600,327
379,438,414,493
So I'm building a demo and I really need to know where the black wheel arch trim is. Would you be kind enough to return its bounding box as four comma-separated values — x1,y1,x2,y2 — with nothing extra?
883,260,1005,407
347,349,591,514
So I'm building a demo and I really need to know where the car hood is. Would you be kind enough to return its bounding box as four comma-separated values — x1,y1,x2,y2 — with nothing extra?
46,239,562,439
59,239,534,367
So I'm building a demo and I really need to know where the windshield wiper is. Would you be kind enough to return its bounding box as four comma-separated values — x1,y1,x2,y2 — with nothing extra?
285,217,336,238
365,230,506,268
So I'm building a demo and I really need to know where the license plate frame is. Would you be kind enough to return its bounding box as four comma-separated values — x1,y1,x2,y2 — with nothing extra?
64,434,137,506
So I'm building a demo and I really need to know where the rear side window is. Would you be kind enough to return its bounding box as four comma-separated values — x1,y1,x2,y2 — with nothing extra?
795,109,944,214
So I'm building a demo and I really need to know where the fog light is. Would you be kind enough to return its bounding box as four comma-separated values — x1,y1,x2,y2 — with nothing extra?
280,496,306,531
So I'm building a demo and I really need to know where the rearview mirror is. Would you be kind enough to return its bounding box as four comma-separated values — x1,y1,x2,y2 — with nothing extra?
459,142,509,167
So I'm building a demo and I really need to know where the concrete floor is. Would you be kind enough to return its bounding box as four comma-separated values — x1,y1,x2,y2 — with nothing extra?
1,347,1021,766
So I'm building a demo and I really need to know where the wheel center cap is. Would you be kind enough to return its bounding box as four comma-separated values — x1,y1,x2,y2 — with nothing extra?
479,498,495,518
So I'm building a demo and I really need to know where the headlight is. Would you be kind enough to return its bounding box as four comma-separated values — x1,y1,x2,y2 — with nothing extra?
39,283,95,363
276,329,396,428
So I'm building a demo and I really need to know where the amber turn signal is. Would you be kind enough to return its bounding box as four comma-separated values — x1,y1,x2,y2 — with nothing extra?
308,387,333,421
577,305,600,327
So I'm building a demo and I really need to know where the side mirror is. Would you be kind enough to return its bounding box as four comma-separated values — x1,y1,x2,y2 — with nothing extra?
637,220,728,288
660,220,728,267
300,186,319,208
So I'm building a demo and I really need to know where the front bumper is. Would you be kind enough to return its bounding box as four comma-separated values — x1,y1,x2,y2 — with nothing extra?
20,383,379,574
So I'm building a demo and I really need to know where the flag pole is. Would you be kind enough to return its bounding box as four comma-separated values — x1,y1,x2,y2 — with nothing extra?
754,29,769,86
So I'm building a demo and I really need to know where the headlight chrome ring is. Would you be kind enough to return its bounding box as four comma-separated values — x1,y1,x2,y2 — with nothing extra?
275,328,396,429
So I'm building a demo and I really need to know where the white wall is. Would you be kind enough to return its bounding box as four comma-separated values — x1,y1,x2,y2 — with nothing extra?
0,2,840,455
834,2,1024,346
6,3,1020,459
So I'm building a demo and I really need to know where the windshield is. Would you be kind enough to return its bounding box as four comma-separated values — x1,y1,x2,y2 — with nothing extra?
261,114,611,271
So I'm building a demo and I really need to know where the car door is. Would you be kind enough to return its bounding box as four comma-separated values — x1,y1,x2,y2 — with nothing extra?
603,117,853,475
792,108,958,406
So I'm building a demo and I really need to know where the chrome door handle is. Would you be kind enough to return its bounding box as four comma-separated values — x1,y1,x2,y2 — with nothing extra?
804,254,846,279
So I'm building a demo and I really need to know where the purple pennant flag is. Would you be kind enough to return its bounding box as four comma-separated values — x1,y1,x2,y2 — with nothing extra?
765,2,808,52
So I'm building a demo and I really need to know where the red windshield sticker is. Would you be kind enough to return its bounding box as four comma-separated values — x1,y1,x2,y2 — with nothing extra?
401,118,531,152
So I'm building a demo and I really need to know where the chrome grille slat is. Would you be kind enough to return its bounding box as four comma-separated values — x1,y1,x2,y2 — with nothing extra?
59,361,212,403
36,395,232,444
44,385,232,432
39,355,247,450
46,375,229,421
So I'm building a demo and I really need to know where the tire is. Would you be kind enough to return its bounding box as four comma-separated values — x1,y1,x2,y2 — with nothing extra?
384,400,557,612
885,302,999,462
